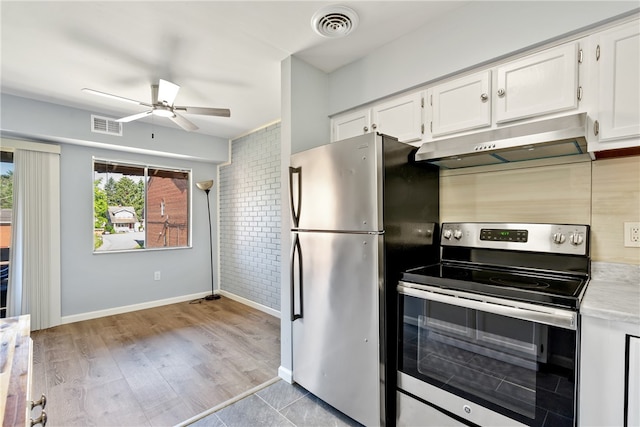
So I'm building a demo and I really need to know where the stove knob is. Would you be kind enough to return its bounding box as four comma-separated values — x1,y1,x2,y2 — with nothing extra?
570,233,584,246
453,229,463,240
442,229,453,240
553,232,566,244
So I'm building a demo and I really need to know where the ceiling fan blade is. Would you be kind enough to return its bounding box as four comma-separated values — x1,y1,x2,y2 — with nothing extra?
116,110,153,123
157,79,180,106
170,112,198,132
174,106,231,117
82,88,152,107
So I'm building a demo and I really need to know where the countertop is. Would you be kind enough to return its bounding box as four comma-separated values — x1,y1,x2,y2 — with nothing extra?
1,315,31,427
581,262,640,325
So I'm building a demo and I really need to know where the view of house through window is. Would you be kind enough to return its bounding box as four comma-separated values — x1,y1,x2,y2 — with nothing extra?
0,151,13,318
93,159,191,252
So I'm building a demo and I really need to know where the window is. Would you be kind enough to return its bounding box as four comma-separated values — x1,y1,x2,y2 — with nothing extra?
93,159,191,252
0,151,13,317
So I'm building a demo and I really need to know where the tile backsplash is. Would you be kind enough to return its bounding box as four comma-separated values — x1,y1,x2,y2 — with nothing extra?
440,155,640,265
591,156,640,265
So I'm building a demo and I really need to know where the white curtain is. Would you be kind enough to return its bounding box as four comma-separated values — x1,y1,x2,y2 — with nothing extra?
7,148,61,330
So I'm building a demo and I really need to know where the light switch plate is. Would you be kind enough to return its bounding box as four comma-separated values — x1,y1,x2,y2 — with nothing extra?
624,222,640,248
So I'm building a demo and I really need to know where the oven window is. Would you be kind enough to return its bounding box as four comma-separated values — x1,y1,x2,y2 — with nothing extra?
400,295,576,427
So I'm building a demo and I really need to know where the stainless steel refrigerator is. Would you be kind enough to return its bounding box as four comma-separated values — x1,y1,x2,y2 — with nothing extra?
289,133,439,426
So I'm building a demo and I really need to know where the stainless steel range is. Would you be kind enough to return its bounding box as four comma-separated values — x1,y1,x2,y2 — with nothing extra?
397,222,590,427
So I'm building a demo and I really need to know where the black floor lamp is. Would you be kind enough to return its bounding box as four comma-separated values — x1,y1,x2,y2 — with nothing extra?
196,180,220,301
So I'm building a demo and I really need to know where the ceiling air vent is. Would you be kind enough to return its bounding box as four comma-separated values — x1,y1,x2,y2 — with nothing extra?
91,115,122,136
311,5,359,38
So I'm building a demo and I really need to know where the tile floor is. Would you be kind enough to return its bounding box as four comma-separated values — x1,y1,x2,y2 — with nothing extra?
186,379,363,427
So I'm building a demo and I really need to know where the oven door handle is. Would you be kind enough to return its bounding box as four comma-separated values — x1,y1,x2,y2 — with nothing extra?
398,282,577,330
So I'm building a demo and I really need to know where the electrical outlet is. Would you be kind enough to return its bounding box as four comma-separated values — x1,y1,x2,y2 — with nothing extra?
624,222,640,248
154,271,161,281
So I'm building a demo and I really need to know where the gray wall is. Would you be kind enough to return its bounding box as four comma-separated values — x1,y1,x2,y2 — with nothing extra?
1,94,229,318
60,144,218,316
219,123,281,310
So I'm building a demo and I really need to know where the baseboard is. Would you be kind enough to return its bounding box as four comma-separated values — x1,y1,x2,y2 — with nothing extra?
61,290,281,325
61,291,212,324
278,366,293,384
219,290,281,318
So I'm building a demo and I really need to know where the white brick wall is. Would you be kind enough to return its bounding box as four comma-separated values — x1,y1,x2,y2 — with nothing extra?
219,123,281,310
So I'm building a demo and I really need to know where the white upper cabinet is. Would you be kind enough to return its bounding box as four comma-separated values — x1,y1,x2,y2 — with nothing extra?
331,109,371,142
330,17,638,152
595,19,640,143
495,43,579,123
331,92,424,143
372,92,423,143
430,71,492,137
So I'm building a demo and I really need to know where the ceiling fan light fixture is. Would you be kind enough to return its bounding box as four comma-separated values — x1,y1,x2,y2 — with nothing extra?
82,79,229,132
311,5,359,38
152,107,175,118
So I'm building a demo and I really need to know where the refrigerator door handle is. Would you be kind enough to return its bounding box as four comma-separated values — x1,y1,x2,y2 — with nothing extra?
290,233,303,321
289,166,301,228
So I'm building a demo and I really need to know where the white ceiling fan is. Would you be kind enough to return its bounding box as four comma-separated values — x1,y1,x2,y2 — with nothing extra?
82,79,230,132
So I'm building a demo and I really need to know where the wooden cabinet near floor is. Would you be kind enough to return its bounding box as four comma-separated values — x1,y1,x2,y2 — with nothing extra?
1,315,46,427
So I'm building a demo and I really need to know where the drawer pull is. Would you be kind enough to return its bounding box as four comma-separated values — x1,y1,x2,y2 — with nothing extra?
30,393,47,410
31,410,47,426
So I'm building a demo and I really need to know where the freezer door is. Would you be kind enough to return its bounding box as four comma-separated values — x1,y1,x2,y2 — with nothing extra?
292,231,382,426
290,133,382,232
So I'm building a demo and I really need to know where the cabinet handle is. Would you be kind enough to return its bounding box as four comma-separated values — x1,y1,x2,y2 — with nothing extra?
31,410,47,426
497,89,506,97
594,120,600,136
480,93,489,102
371,123,377,130
30,394,47,410
363,126,368,132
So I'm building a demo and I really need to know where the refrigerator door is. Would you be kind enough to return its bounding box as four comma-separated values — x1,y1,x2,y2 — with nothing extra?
290,133,382,232
292,230,382,426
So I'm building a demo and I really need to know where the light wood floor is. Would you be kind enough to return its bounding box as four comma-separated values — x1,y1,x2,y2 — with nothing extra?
30,297,281,426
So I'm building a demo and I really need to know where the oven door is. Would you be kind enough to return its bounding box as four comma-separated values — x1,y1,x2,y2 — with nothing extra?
398,282,578,427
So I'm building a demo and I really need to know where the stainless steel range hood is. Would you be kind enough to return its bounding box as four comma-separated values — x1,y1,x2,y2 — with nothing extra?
415,113,589,169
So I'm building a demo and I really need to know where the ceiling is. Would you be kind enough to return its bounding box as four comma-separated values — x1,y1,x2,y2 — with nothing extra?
1,1,470,140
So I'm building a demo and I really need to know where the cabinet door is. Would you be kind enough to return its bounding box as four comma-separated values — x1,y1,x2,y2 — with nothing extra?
597,20,640,142
495,43,579,123
629,336,640,427
372,92,423,142
431,71,491,137
580,315,628,426
331,109,371,142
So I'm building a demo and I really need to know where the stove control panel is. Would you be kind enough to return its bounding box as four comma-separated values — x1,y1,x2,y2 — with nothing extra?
441,223,589,255
479,228,528,242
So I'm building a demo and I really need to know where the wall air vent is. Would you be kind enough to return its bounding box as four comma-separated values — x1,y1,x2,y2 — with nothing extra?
91,115,122,136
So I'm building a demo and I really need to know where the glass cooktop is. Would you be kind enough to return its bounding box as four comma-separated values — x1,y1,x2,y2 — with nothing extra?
402,263,588,309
